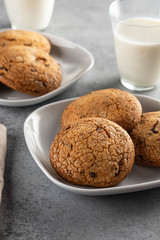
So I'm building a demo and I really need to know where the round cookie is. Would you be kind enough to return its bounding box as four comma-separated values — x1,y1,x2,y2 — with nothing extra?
130,111,160,167
50,117,135,187
0,45,62,96
61,89,142,132
0,29,51,53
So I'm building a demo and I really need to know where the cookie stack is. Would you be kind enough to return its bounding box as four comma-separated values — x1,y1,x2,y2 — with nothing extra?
49,89,160,188
0,30,62,96
49,88,154,188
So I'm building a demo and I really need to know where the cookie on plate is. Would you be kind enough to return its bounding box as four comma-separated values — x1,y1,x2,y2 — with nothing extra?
61,89,142,132
0,29,51,53
50,117,135,187
130,111,160,167
0,45,62,96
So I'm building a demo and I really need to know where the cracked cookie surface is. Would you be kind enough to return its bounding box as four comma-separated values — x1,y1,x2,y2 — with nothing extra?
0,45,62,96
130,112,160,167
61,89,142,132
0,29,51,53
50,117,135,187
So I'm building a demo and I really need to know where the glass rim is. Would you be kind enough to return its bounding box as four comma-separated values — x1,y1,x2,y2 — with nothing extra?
109,0,160,28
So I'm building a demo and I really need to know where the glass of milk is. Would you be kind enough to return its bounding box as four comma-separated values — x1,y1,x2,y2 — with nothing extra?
109,0,160,91
4,0,55,31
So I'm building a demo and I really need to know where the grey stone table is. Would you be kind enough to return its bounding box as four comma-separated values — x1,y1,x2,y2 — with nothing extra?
1,0,160,239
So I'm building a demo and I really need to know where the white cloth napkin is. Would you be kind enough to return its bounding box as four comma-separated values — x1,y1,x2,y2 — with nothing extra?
0,124,7,203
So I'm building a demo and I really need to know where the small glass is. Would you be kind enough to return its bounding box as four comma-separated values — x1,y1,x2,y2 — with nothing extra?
4,0,55,31
109,0,160,91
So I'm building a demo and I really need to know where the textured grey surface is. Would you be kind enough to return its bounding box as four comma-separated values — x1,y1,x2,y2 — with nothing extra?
1,0,160,239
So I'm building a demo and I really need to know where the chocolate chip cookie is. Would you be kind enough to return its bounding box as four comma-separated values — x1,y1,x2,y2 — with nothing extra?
0,29,51,53
130,112,160,167
50,117,135,187
0,45,62,96
61,89,142,132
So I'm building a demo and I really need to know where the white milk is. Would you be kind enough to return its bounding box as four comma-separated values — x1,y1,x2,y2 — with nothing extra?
114,18,160,88
4,0,55,30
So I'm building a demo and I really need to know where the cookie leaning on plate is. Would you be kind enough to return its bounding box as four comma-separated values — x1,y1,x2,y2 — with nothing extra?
0,29,51,53
50,117,135,187
0,45,62,96
130,111,160,167
61,89,142,132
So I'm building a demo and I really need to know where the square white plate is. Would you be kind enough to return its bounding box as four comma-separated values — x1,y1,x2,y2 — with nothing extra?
0,30,94,107
24,94,160,195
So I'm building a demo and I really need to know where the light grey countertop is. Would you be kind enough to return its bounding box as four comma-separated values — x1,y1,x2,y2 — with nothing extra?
1,0,160,239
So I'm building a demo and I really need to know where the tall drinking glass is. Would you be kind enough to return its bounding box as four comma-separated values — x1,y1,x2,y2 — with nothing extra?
109,0,160,91
4,0,55,31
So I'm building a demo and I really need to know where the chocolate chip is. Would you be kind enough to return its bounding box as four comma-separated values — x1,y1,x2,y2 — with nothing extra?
0,66,8,71
36,57,47,62
65,126,71,130
64,143,73,150
33,90,39,94
31,69,38,72
153,129,159,134
37,81,47,88
24,43,32,46
67,170,72,176
114,169,121,176
151,120,160,133
8,38,16,41
88,132,92,134
89,172,97,178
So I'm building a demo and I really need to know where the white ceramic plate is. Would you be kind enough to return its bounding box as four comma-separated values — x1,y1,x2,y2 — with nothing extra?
24,94,160,195
0,30,94,107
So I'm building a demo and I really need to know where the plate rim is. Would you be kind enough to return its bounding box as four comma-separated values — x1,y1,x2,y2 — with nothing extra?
0,29,94,107
24,94,160,195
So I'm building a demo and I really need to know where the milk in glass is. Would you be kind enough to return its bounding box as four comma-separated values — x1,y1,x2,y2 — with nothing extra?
114,18,160,88
4,0,55,30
